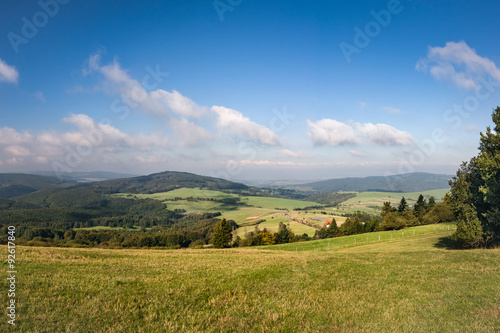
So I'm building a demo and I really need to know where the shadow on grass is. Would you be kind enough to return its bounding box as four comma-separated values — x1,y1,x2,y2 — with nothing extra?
433,236,460,250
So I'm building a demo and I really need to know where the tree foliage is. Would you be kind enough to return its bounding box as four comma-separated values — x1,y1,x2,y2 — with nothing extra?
339,216,363,235
397,197,409,213
315,218,339,239
413,194,427,217
449,106,500,247
274,222,295,244
212,218,233,248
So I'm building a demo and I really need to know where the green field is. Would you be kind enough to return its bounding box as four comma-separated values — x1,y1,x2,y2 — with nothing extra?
113,188,451,237
336,189,449,214
114,188,324,236
5,225,498,332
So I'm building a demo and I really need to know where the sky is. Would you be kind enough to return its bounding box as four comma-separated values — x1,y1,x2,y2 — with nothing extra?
1,0,500,182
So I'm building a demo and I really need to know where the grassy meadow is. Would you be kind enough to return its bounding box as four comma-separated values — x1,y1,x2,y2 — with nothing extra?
2,225,499,332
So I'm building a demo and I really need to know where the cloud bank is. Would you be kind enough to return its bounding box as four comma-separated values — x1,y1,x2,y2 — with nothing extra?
307,119,414,146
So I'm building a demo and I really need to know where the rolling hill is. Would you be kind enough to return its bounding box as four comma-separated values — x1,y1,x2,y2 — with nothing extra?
32,170,138,182
0,173,76,198
86,170,249,193
289,172,452,193
14,171,250,207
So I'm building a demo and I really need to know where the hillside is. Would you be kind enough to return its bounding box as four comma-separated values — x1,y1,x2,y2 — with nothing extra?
289,172,452,193
33,170,138,182
14,171,250,209
9,228,499,332
0,173,76,198
86,171,249,193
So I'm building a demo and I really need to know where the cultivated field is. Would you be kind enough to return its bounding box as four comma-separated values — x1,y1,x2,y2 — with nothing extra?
3,225,498,332
114,188,326,236
113,188,451,237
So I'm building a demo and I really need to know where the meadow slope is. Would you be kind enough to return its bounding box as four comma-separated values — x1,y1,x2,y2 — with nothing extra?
2,226,498,332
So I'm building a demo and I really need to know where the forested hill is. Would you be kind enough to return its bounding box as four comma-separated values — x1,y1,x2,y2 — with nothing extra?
1,171,250,231
86,171,249,193
0,173,76,198
288,172,452,193
11,171,247,206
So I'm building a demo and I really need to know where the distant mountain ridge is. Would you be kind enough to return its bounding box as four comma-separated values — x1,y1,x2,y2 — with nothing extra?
288,172,452,193
32,171,139,182
86,171,249,193
0,171,452,201
14,170,249,205
0,173,76,198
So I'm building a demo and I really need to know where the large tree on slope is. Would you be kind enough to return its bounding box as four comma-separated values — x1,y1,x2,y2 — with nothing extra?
450,106,500,247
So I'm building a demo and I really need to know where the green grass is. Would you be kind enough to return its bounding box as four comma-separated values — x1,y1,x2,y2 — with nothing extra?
236,217,317,238
3,225,498,332
114,188,325,234
256,223,457,251
337,189,450,214
114,188,322,212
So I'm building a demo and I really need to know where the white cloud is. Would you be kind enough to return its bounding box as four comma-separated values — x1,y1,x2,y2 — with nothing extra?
0,127,33,145
4,145,31,156
357,123,414,146
0,58,19,84
86,55,206,119
134,155,168,164
169,118,213,146
7,157,22,165
0,114,170,168
62,113,169,152
212,105,281,145
307,119,414,146
34,156,48,164
357,101,367,109
240,160,306,167
348,150,366,158
382,106,400,114
279,149,303,158
307,119,359,146
416,41,500,89
151,90,207,118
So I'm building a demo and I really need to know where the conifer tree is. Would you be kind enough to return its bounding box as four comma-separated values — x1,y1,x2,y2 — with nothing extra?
212,218,232,248
450,106,500,247
397,197,408,213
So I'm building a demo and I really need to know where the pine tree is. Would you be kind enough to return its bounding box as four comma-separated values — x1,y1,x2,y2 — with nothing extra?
413,194,427,217
427,196,436,209
327,218,339,237
476,106,500,243
397,197,408,213
212,218,232,248
381,201,394,217
450,106,500,247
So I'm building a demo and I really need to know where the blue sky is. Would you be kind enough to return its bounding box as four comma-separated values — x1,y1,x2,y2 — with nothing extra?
1,0,500,181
